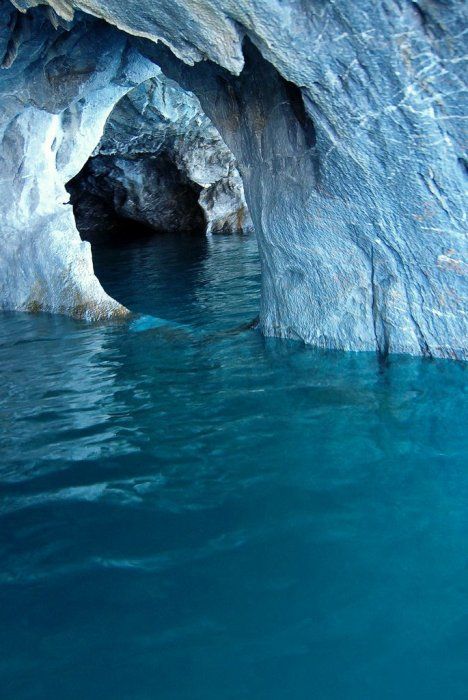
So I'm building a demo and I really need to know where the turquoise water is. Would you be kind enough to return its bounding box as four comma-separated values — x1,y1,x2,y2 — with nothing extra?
0,234,467,699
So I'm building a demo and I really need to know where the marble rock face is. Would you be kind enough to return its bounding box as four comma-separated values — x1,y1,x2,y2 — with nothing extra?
0,3,160,318
68,75,252,239
1,0,467,357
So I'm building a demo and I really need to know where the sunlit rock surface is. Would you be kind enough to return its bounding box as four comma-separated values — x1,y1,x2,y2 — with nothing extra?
68,75,252,238
1,0,467,356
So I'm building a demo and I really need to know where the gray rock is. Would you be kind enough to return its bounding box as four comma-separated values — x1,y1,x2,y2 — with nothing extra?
0,0,466,357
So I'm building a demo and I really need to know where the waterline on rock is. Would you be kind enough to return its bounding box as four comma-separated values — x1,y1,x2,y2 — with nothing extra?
0,233,466,699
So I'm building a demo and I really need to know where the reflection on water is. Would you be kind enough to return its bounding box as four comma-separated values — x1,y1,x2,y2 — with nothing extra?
0,234,467,699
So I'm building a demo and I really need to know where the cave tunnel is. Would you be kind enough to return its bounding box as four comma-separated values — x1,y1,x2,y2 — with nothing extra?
66,70,253,244
64,39,319,328
65,73,254,317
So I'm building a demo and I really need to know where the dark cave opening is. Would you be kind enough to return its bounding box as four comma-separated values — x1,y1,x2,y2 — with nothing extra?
63,69,254,315
66,66,253,252
67,150,207,245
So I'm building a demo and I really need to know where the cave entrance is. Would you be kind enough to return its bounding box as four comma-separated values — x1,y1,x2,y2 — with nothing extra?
67,150,206,245
67,73,252,247
66,73,253,317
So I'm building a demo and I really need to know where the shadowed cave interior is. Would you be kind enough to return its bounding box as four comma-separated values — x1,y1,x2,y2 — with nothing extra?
66,72,253,249
67,151,207,244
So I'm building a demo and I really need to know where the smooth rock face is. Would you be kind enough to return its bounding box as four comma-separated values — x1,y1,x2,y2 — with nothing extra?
1,0,467,356
68,75,252,239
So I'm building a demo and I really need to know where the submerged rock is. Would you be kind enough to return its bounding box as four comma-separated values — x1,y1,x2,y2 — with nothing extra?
0,0,466,357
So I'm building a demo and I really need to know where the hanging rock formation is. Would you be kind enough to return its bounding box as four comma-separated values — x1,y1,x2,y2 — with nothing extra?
0,0,466,357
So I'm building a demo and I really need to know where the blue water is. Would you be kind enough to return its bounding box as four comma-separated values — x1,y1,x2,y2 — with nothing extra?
0,234,467,699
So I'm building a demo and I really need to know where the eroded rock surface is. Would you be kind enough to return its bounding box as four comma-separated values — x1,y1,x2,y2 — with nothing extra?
1,0,467,356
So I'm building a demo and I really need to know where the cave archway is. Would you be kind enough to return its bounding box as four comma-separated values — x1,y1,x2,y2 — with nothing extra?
66,73,252,246
65,72,254,316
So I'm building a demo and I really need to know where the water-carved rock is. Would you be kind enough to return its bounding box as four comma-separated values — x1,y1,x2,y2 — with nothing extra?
0,0,466,357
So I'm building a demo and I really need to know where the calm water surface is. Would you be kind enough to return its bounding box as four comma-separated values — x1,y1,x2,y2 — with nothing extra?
0,234,467,699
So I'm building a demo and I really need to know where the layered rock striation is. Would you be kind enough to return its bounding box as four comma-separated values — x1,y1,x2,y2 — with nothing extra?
0,0,466,357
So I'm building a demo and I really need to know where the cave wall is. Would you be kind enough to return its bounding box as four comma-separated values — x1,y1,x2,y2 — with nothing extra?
133,3,467,358
0,2,160,317
1,0,467,357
